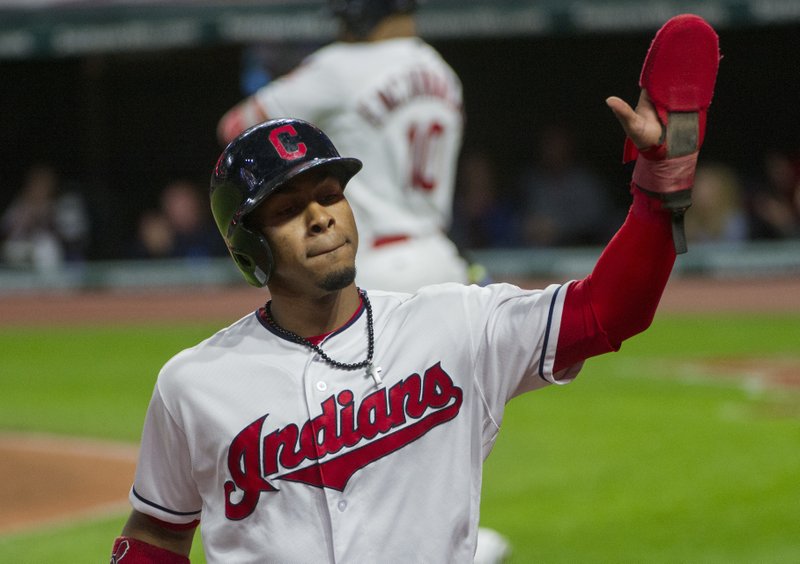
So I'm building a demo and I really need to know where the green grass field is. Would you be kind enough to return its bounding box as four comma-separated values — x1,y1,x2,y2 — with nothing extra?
1,313,798,563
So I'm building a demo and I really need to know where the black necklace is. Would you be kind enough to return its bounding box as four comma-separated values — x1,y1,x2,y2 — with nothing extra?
263,288,382,386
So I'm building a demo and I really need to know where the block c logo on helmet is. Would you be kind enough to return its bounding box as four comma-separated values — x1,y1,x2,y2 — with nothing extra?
269,124,308,161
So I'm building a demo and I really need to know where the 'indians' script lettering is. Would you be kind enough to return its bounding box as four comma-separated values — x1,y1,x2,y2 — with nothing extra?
224,362,462,520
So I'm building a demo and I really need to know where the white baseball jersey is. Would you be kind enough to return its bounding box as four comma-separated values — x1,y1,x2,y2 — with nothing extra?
252,37,469,291
130,283,582,563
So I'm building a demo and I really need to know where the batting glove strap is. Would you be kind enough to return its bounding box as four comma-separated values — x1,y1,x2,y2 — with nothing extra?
633,152,697,195
110,536,189,564
631,152,698,254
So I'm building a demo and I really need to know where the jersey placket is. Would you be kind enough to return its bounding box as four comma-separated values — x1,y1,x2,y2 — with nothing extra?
303,344,352,562
303,315,376,562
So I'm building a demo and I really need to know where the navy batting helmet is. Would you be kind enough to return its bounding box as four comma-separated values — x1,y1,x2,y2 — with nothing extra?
210,118,362,287
329,0,417,39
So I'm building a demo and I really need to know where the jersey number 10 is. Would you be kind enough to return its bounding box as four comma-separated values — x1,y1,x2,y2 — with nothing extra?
408,121,444,192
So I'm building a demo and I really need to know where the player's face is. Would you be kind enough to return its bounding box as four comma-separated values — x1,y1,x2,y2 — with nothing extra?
249,169,359,297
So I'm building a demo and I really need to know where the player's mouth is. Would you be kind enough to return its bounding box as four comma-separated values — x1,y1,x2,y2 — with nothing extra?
307,239,347,258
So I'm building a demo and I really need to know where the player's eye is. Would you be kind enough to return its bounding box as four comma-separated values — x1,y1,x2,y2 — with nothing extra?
270,197,302,216
320,190,344,205
278,204,301,217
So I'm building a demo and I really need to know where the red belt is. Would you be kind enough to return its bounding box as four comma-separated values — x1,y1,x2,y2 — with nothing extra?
372,234,410,248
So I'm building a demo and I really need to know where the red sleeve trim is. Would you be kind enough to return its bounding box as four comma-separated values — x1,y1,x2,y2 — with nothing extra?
554,279,616,373
146,515,200,532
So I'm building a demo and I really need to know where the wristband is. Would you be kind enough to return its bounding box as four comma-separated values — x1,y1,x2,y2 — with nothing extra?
110,536,189,564
632,152,698,194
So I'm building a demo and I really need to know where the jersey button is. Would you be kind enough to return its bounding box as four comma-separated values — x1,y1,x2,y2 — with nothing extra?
316,381,328,392
337,500,347,512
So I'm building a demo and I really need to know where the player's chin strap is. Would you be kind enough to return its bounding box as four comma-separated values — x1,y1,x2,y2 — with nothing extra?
110,536,189,564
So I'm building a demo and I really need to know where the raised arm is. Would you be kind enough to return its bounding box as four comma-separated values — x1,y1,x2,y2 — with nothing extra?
554,14,720,373
217,96,269,146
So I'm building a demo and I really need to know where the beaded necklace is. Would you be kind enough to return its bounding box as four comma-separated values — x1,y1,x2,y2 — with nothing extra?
263,288,382,386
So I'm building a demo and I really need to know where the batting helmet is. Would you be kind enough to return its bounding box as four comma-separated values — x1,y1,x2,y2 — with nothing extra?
210,118,362,287
329,0,417,39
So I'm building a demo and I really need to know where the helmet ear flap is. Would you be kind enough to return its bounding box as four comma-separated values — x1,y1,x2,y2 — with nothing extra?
227,226,274,287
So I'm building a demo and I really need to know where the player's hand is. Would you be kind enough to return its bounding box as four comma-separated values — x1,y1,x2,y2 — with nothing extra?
606,90,664,150
217,98,269,146
217,107,246,146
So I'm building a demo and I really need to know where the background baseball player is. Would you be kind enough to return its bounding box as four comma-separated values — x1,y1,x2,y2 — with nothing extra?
111,14,720,563
217,0,471,294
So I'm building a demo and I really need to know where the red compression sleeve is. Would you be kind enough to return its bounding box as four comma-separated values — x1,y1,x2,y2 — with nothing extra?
110,536,189,564
554,187,676,373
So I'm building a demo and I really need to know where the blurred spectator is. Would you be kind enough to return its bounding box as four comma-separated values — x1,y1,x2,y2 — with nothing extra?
684,163,749,244
133,210,175,259
55,182,91,261
746,150,800,239
131,179,227,259
516,124,617,247
451,149,520,249
0,163,90,271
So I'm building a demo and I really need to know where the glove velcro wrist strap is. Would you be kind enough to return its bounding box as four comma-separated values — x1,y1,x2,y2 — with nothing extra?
110,536,189,564
632,152,697,194
631,153,698,255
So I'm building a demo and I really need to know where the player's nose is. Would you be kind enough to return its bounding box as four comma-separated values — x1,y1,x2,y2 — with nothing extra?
306,201,335,234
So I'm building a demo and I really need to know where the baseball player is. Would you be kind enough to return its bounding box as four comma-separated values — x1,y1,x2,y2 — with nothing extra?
111,14,720,563
218,3,505,555
217,0,471,294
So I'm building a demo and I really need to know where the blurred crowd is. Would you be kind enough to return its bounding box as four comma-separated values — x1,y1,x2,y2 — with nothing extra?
0,164,90,272
451,125,800,251
0,167,227,272
2,133,799,272
128,179,227,260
